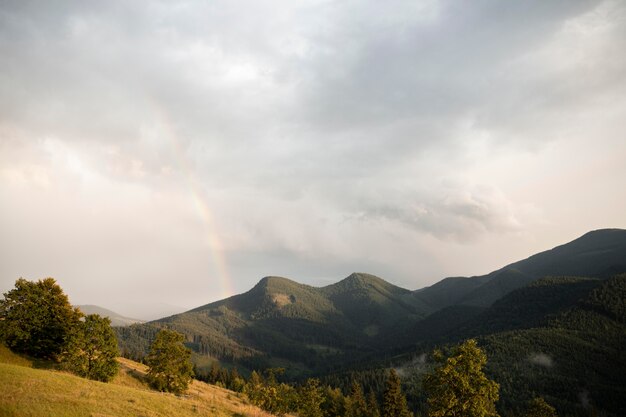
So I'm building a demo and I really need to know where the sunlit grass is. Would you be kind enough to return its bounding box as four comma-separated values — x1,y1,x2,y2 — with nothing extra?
0,345,275,417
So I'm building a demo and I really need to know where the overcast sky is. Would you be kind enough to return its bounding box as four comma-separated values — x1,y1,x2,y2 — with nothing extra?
1,0,625,319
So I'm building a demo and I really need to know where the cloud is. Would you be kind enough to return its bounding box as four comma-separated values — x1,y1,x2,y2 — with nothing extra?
1,0,625,313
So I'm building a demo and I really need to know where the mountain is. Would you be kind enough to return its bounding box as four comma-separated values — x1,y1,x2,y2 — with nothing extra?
115,228,626,416
412,228,626,311
76,305,144,327
117,272,430,376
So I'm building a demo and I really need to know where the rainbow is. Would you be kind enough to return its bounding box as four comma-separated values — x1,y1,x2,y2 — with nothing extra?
152,106,234,299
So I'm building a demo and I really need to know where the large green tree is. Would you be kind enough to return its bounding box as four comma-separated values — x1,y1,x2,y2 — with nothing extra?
423,339,500,417
0,278,82,359
62,314,119,381
145,329,194,394
382,369,412,417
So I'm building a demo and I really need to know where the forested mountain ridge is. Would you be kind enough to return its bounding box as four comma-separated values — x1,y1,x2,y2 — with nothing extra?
116,228,626,415
411,228,626,311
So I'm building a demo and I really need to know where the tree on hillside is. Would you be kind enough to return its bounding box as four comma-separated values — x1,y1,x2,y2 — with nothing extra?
346,380,368,417
145,329,194,394
321,385,347,417
0,278,82,359
367,389,381,417
525,397,558,417
423,339,499,417
298,378,324,417
382,369,413,417
62,314,119,382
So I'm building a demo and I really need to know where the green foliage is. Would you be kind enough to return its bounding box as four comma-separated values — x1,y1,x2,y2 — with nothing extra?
383,369,412,417
367,389,381,417
146,329,194,394
298,378,324,417
0,278,82,359
321,385,347,417
525,397,558,417
346,381,368,417
423,339,499,417
244,368,297,416
62,314,119,381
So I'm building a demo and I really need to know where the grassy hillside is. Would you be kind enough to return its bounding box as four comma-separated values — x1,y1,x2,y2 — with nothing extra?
0,345,274,417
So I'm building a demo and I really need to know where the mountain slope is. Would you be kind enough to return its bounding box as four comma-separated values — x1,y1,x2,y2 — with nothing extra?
412,229,626,310
116,228,626,396
118,273,429,376
76,305,144,327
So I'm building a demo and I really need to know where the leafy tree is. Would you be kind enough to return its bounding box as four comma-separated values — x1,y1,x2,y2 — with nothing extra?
423,339,499,417
382,369,412,417
347,381,368,417
145,329,194,394
298,378,324,417
0,278,82,359
525,397,558,417
62,314,119,381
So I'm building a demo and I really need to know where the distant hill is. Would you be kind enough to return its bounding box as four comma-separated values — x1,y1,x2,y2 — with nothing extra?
76,305,144,327
412,228,626,310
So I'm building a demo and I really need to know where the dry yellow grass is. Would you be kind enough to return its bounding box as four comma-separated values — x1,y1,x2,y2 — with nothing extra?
0,345,276,417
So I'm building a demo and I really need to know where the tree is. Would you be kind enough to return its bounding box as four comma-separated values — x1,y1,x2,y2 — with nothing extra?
62,314,119,382
145,329,194,394
382,369,412,417
321,385,347,417
423,339,499,417
525,397,558,417
367,389,381,417
347,381,368,417
298,378,324,417
0,278,82,359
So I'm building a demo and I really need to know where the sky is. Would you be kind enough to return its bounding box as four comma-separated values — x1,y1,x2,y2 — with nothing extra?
1,0,625,320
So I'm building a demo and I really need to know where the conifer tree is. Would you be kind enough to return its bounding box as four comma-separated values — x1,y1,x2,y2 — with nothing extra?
321,385,346,417
145,329,194,394
382,369,412,417
367,389,381,417
62,314,119,381
298,378,324,417
525,397,558,417
423,339,499,417
347,380,368,417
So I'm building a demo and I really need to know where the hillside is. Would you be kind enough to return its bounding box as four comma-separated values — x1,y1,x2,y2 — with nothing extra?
118,273,429,376
0,344,273,417
115,229,626,416
412,228,626,310
76,305,144,327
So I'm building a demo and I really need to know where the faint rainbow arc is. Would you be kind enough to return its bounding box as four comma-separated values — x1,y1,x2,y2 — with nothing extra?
153,108,234,299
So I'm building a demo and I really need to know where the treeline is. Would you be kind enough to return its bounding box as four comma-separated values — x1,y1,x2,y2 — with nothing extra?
198,362,409,417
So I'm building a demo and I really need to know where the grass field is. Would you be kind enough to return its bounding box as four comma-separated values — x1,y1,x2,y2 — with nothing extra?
0,345,274,417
